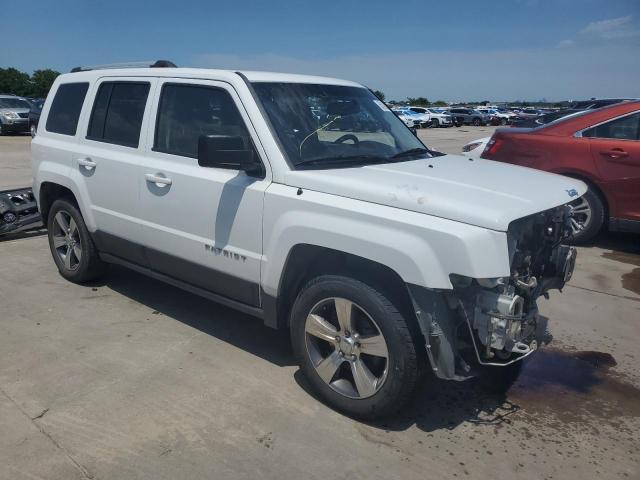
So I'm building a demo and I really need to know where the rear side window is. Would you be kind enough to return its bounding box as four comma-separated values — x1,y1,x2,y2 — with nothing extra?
45,83,89,135
153,83,252,159
582,112,640,140
87,82,150,147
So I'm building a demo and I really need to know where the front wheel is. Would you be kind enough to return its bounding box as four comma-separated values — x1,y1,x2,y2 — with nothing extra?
290,275,420,419
472,118,481,126
47,199,106,283
431,118,439,128
567,188,605,244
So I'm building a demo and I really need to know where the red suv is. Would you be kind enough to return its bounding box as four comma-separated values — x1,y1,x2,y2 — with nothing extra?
481,101,640,242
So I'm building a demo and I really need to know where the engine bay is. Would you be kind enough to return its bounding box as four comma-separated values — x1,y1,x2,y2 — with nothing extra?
452,205,578,367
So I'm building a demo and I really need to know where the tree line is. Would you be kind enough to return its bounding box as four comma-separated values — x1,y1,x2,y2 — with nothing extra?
0,67,61,98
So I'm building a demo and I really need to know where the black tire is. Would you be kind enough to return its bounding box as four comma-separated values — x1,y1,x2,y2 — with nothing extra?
567,188,605,244
472,117,481,126
290,275,420,419
500,118,508,125
47,198,106,283
431,118,439,128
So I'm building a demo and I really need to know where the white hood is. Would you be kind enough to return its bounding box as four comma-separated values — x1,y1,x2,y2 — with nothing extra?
284,154,586,231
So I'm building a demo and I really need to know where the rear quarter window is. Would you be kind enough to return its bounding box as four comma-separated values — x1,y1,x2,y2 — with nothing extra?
45,83,89,135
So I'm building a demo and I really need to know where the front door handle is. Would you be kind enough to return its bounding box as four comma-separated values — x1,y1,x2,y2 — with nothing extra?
77,157,97,170
600,148,629,159
145,173,172,187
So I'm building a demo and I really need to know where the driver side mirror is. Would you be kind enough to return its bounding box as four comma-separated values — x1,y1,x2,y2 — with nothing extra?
197,135,263,176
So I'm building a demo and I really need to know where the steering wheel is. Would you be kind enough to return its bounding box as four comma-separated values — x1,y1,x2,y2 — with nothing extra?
334,134,359,145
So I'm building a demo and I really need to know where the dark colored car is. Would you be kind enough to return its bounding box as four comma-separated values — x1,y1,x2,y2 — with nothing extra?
448,108,489,126
482,101,640,242
28,98,45,137
567,98,635,110
511,109,584,128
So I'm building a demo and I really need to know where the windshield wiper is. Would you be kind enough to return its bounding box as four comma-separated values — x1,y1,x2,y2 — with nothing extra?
295,154,390,169
392,147,431,159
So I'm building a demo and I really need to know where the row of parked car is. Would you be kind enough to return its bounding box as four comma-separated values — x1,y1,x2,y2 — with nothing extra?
460,99,640,242
0,94,44,137
393,100,633,129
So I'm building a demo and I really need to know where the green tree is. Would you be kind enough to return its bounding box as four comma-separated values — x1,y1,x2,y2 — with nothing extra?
0,68,31,96
30,69,60,97
406,96,429,106
372,89,385,102
431,100,448,106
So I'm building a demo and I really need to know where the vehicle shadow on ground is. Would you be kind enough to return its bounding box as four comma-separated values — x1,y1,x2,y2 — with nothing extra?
99,265,295,368
294,363,525,433
93,264,521,430
587,231,640,255
99,264,559,432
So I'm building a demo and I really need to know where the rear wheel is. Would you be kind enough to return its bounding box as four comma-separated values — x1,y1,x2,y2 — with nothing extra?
500,118,508,125
47,199,106,283
431,118,439,128
290,275,420,419
567,188,605,244
472,118,481,126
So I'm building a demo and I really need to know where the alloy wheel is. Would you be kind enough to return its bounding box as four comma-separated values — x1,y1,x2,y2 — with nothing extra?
51,210,82,271
304,297,389,399
568,196,592,235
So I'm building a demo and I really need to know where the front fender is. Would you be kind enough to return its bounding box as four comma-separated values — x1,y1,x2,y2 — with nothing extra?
261,184,511,297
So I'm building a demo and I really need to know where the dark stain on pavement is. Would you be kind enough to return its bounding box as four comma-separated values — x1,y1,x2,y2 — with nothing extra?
508,348,640,424
602,250,640,296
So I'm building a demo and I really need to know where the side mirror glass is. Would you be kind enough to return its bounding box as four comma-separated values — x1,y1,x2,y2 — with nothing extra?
197,135,262,175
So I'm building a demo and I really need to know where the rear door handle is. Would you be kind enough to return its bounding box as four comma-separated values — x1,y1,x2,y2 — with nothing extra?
77,157,97,170
600,148,629,159
145,173,172,186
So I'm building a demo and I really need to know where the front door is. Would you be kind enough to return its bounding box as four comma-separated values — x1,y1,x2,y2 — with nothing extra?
584,111,640,222
138,79,269,306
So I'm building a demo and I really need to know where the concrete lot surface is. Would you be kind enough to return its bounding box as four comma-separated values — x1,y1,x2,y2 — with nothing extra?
1,133,639,479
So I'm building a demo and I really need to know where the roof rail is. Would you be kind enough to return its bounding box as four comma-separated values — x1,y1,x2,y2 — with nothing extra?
70,60,177,73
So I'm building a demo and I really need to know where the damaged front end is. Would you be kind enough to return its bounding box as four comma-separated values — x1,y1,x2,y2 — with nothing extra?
410,205,577,380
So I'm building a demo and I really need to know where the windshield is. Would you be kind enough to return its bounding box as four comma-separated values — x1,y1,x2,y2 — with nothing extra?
0,98,31,109
252,82,428,168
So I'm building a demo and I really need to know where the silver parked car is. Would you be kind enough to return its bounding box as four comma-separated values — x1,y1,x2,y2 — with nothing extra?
0,95,31,134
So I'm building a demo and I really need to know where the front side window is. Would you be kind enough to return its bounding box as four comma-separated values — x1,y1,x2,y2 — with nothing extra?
582,112,640,140
154,84,253,159
252,82,428,168
87,81,150,147
45,83,89,135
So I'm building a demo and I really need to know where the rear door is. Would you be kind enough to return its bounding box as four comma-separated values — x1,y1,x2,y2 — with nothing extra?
138,78,270,306
71,77,156,265
583,111,640,222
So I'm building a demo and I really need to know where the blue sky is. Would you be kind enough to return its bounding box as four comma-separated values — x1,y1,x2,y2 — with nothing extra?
3,0,639,101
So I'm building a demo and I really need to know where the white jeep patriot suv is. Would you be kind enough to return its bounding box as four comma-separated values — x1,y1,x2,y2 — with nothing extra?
32,61,584,418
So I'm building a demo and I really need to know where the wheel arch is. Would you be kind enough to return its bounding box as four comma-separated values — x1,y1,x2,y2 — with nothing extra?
270,244,417,331
39,182,79,223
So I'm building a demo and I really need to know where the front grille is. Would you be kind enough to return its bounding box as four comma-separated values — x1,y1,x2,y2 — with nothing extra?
17,112,29,119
